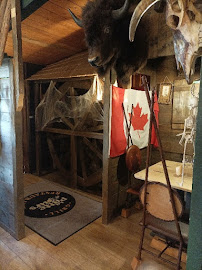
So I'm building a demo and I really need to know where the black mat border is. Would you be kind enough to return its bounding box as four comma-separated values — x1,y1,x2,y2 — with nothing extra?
25,215,102,246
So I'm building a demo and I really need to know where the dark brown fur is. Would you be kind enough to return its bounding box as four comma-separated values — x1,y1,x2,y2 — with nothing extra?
81,0,148,87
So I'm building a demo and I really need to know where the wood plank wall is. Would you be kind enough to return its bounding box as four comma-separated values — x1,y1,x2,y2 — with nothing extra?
105,56,200,221
0,59,24,239
104,65,157,222
154,56,200,162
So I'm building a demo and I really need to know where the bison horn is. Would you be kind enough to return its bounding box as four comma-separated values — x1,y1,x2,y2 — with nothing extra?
112,0,130,20
129,0,160,41
68,9,83,28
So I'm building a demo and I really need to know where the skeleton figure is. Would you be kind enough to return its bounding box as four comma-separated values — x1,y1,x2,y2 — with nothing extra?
177,83,199,186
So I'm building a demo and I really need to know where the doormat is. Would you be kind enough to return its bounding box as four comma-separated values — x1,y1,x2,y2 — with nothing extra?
24,191,76,218
24,180,102,245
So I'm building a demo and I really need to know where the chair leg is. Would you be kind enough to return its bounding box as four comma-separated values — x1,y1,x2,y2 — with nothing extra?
177,241,183,270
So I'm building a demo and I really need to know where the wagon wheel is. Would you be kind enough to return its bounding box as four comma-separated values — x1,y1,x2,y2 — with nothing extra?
46,135,103,188
46,135,71,177
77,137,103,188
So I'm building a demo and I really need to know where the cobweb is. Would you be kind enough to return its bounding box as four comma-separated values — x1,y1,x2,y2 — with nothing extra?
35,77,104,131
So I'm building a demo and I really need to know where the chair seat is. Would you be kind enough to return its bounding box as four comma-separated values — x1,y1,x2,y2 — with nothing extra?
141,214,189,244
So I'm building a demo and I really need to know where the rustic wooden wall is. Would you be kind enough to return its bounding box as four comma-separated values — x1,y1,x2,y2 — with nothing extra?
154,56,200,162
104,64,157,221
0,58,24,239
105,55,201,221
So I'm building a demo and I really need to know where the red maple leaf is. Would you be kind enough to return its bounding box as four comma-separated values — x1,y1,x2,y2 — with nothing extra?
129,103,148,133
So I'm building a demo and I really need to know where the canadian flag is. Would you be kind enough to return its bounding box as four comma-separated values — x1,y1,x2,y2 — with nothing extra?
110,86,158,158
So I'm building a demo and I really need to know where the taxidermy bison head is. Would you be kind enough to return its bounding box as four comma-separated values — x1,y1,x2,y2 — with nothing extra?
129,0,202,84
69,0,148,88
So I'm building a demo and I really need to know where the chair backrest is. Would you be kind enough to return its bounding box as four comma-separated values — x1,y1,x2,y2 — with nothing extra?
125,145,141,172
139,182,183,221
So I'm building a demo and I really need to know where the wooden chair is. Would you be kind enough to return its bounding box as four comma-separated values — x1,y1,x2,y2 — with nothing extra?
132,182,189,269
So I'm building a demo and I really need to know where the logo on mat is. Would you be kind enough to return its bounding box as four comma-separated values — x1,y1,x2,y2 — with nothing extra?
24,191,76,218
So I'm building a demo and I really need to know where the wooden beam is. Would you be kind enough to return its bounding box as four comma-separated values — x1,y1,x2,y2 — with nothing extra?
102,71,111,224
11,0,24,111
79,143,87,180
150,236,187,263
83,137,103,161
0,0,11,66
70,135,77,188
43,127,103,140
22,72,30,173
47,136,70,177
0,0,7,22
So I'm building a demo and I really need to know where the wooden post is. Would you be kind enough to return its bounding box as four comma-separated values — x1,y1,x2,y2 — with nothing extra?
70,135,77,188
10,0,25,239
35,131,42,176
102,71,111,224
0,0,11,66
11,0,24,111
22,65,30,173
34,83,42,175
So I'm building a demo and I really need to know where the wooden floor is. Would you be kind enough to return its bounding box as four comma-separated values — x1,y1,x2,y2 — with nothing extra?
0,174,186,270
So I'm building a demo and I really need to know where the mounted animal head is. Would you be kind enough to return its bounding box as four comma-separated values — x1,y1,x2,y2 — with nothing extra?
129,0,202,84
69,0,148,88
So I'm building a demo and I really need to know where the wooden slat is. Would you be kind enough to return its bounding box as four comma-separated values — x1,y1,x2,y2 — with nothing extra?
70,135,77,188
159,124,193,156
70,87,77,125
24,13,80,39
0,0,11,66
47,136,70,177
6,32,81,65
79,143,87,179
43,1,82,20
83,137,103,161
11,0,24,111
102,71,111,224
22,67,31,173
43,127,103,140
150,236,187,263
33,7,80,32
21,24,76,51
26,51,96,81
0,0,7,23
50,0,86,11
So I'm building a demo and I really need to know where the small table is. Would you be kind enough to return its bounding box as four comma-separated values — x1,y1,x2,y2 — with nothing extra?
134,160,193,193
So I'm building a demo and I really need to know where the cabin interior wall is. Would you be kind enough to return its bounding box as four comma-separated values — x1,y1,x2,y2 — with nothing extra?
0,58,24,239
24,56,200,222
106,55,201,221
106,63,157,220
153,56,200,163
23,63,44,173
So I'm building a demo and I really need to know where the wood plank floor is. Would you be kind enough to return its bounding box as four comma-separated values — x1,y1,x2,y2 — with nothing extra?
0,174,186,270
